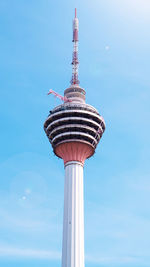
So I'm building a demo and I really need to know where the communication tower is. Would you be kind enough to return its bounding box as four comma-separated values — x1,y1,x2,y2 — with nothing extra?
44,8,105,267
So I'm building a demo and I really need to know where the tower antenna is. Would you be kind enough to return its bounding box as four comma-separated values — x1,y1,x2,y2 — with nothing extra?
71,8,79,85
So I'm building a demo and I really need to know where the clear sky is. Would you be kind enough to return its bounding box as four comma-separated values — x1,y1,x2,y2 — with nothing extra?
0,0,150,266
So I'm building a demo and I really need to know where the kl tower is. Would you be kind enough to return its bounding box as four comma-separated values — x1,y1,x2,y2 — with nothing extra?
44,8,105,267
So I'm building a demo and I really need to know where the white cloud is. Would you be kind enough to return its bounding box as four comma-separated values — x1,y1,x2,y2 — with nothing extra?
0,245,143,265
86,254,138,264
0,245,61,260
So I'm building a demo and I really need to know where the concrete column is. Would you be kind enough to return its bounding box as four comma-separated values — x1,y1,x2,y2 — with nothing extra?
62,161,85,267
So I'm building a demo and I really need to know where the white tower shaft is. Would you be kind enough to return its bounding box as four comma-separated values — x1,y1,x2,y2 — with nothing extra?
62,161,85,267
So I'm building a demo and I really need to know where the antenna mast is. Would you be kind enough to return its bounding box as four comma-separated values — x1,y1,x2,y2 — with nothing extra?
71,8,80,85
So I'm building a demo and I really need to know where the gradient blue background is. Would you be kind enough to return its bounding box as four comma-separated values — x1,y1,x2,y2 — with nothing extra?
0,0,150,266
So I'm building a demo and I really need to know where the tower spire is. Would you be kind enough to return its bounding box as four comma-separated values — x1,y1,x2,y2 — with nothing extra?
75,7,77,18
71,8,79,85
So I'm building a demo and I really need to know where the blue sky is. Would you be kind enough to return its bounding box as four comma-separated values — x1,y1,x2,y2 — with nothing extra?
0,0,150,266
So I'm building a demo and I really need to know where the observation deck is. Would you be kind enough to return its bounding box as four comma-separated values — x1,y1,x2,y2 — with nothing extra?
44,85,105,160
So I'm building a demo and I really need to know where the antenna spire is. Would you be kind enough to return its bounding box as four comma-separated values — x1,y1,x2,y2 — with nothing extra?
71,8,79,85
75,8,77,18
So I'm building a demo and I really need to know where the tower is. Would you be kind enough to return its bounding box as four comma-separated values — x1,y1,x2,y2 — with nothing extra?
44,8,105,267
